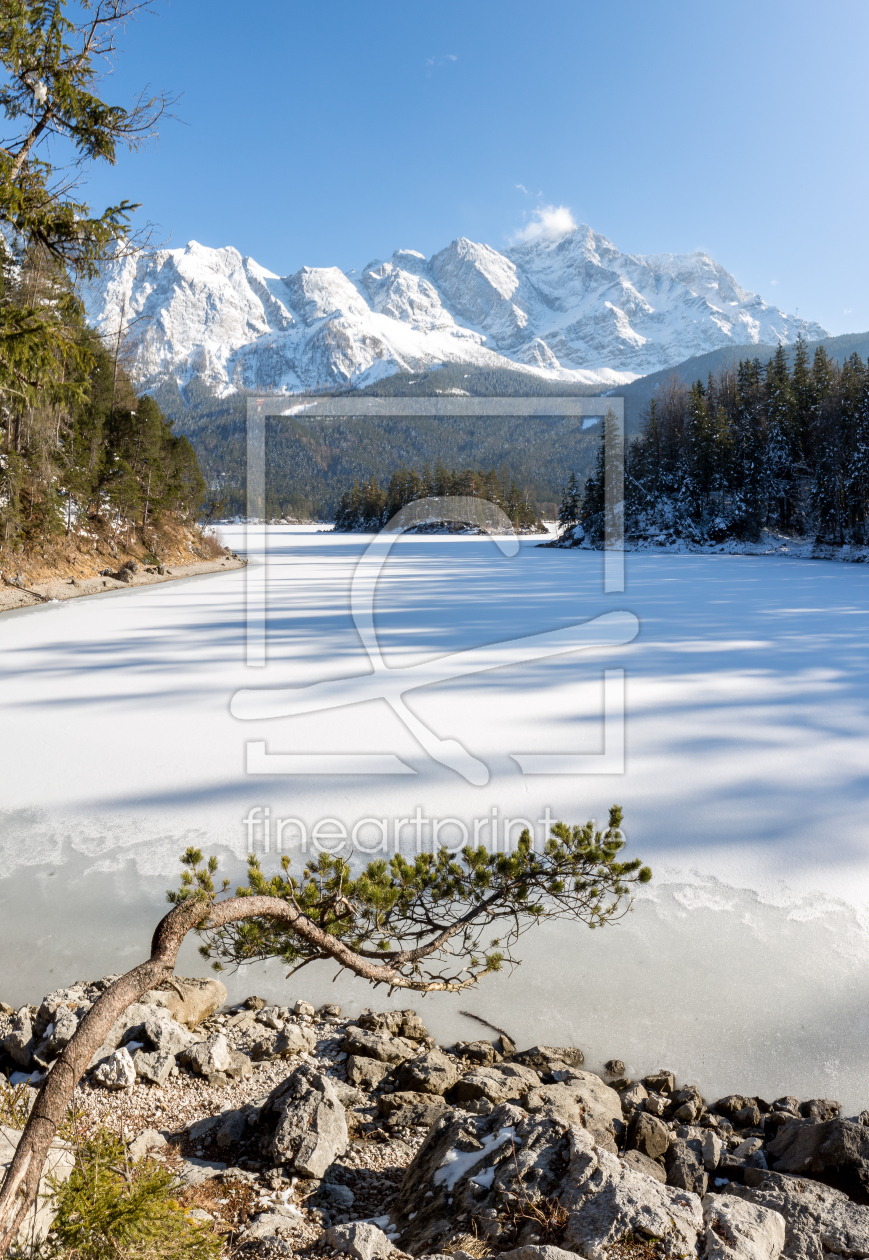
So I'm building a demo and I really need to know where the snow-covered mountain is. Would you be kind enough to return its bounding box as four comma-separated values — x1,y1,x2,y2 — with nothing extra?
85,225,827,395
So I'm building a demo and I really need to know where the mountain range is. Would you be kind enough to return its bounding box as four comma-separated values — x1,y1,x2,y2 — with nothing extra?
84,225,827,395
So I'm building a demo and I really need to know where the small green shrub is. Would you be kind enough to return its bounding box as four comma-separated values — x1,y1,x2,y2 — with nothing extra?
46,1128,221,1260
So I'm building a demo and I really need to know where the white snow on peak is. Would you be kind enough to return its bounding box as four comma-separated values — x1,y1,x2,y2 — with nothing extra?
84,226,827,396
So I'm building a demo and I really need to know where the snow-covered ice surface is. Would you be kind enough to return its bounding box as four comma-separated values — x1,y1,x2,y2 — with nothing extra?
2,527,869,1108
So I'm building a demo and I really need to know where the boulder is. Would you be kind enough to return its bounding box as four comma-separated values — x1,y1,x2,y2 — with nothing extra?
703,1131,724,1171
393,1103,567,1254
724,1170,869,1260
88,1002,156,1066
343,1025,416,1064
94,1047,137,1090
644,1070,676,1094
2,1010,36,1067
622,1149,667,1182
513,1045,584,1070
500,1248,579,1260
702,1193,785,1260
455,1039,501,1066
325,1221,393,1260
141,1008,197,1056
133,1049,175,1086
357,1008,430,1041
560,1125,704,1259
128,1128,167,1161
33,1005,81,1065
139,975,227,1029
378,1091,449,1129
525,1070,623,1153
251,1023,317,1061
620,1082,650,1111
180,1033,252,1082
629,1112,671,1161
266,1064,348,1177
800,1099,840,1122
766,1117,869,1199
451,1062,540,1105
672,1085,705,1124
667,1137,709,1195
293,1000,315,1017
346,1055,393,1090
0,1122,74,1245
399,1049,459,1096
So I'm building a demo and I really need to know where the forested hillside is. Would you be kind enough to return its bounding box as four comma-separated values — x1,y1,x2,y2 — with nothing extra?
559,338,869,548
333,463,544,532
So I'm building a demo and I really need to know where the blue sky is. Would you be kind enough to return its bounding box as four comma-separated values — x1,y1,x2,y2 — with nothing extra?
82,0,869,336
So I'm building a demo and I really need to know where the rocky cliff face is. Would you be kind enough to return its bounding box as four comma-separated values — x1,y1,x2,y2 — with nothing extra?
84,225,827,395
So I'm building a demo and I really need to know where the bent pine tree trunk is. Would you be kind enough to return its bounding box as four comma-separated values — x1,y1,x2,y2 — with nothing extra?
0,892,473,1255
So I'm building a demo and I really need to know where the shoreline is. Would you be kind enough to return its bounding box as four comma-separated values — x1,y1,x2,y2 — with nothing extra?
0,555,248,615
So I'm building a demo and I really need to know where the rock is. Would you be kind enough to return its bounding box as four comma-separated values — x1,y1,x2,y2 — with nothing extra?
399,1048,459,1095
181,1033,251,1081
357,1008,430,1041
378,1091,449,1129
717,1095,757,1119
513,1045,584,1070
139,975,227,1029
525,1071,623,1153
630,1112,671,1161
736,1105,763,1128
667,1137,709,1195
343,1025,416,1064
455,1039,502,1066
644,1070,676,1094
266,1063,348,1177
702,1193,786,1260
620,1082,650,1111
773,1097,800,1114
645,1093,671,1117
133,1049,175,1085
452,1062,541,1105
2,1010,36,1067
703,1131,725,1171
331,1081,369,1107
766,1117,869,1198
725,1170,869,1260
94,1047,137,1090
176,1156,227,1186
216,1108,249,1148
141,1007,197,1056
673,1085,705,1124
245,995,267,1011
622,1148,668,1182
293,1000,315,1017
128,1128,167,1160
734,1137,765,1159
500,1248,579,1260
115,567,134,582
800,1099,840,1122
88,1001,158,1066
319,1003,341,1017
257,1006,286,1031
0,1122,74,1245
325,1221,393,1260
251,1023,317,1061
393,1103,566,1254
561,1126,704,1259
346,1055,393,1089
604,1059,626,1079
33,1005,81,1064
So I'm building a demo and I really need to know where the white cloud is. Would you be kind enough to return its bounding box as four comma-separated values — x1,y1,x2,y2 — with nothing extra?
844,308,853,314
770,279,779,287
515,183,529,195
510,204,577,245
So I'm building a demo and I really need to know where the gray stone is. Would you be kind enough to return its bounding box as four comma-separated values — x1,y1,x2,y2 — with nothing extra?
180,1032,251,1080
393,1103,567,1254
644,1070,676,1094
128,1128,167,1160
343,1025,416,1064
630,1111,671,1161
500,1248,578,1260
724,1170,869,1260
702,1194,785,1260
455,1039,501,1066
251,1022,316,1061
347,1055,393,1089
452,1062,540,1105
294,1000,315,1017
142,1008,197,1056
667,1137,709,1196
133,1049,175,1086
331,1080,369,1107
620,1081,650,1111
3,1010,37,1067
703,1131,724,1171
325,1220,393,1260
561,1126,704,1259
33,1005,81,1064
799,1099,840,1122
622,1148,667,1182
513,1044,584,1070
357,1008,430,1041
267,1063,348,1177
766,1117,869,1198
525,1070,623,1153
94,1047,136,1090
0,1122,75,1245
399,1049,459,1095
139,975,227,1029
378,1091,449,1129
176,1156,227,1186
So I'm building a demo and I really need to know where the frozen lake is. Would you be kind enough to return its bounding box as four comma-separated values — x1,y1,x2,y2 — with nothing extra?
2,525,869,1107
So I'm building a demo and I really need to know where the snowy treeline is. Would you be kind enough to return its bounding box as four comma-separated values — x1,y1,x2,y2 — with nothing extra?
334,464,542,532
559,338,869,546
